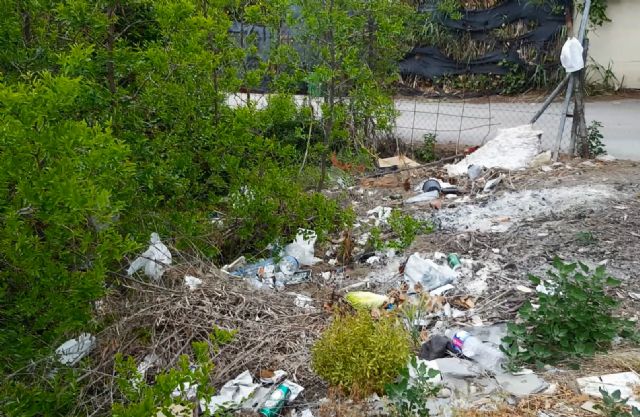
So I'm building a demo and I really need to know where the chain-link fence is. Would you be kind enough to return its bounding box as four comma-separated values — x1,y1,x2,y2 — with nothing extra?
393,95,573,152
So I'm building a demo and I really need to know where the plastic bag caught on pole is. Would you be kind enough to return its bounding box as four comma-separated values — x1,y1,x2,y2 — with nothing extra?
561,37,584,73
127,233,172,280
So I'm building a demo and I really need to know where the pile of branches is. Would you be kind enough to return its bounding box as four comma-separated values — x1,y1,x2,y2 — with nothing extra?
76,265,331,415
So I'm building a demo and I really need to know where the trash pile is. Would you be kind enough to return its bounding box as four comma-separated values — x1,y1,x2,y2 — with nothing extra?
73,134,639,417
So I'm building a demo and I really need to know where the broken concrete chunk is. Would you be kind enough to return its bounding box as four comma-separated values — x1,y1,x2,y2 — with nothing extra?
429,357,481,379
495,372,549,397
577,372,640,409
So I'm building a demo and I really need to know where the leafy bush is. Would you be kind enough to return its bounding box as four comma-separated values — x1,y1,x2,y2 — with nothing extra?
369,211,433,251
0,74,135,372
312,311,411,396
113,341,216,417
588,120,607,157
595,388,640,417
502,259,633,367
414,133,437,163
385,357,441,417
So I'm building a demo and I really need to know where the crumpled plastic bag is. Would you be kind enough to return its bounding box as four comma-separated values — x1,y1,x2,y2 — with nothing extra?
55,333,96,365
561,37,584,73
127,233,172,280
284,229,321,266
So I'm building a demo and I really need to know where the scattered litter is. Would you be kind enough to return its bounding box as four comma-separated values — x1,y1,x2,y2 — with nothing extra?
430,284,455,296
406,190,439,204
404,253,457,292
378,155,421,169
184,275,202,290
172,381,198,401
293,294,314,311
577,372,640,408
366,256,381,265
258,384,290,416
436,184,617,232
200,370,260,414
409,357,444,385
541,165,553,172
446,125,542,176
55,333,96,366
422,179,442,193
483,175,504,193
581,400,602,415
137,353,160,379
444,329,505,374
468,164,484,181
630,292,640,301
419,335,451,360
284,230,321,266
259,369,287,385
127,233,172,280
282,379,304,401
345,291,389,309
367,206,392,226
561,37,585,72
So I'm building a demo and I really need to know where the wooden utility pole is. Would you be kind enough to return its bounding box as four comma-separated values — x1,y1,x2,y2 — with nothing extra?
571,38,590,157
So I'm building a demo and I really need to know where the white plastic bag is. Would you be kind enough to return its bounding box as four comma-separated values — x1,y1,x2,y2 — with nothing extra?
561,37,584,73
284,229,321,266
127,233,172,280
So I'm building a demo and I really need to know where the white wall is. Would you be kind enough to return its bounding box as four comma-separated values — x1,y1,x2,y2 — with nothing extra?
588,0,640,89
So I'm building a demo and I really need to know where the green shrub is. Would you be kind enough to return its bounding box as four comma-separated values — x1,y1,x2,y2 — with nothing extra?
312,311,411,395
112,341,216,417
588,120,607,157
369,211,433,252
595,388,640,417
502,259,634,367
414,133,437,163
385,357,441,417
0,74,135,372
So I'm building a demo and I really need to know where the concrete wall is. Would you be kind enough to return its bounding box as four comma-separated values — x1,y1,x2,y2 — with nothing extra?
588,0,640,89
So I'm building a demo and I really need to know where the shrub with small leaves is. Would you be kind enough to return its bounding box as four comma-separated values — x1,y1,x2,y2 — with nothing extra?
385,357,442,417
502,258,634,367
595,388,640,417
588,120,607,157
312,311,411,396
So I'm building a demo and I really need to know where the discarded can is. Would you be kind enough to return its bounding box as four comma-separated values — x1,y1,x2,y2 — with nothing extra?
259,384,291,417
447,253,461,270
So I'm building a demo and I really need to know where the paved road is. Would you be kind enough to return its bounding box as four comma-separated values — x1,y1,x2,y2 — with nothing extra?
227,93,640,160
394,97,640,160
584,99,640,161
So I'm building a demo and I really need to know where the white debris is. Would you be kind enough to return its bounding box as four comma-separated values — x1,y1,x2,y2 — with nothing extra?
577,372,640,409
172,381,199,401
55,333,96,365
406,190,439,204
483,175,504,193
429,284,455,296
127,233,172,280
293,294,314,310
404,253,457,292
282,379,304,401
259,369,287,384
367,206,392,226
200,370,260,414
366,256,381,265
596,154,616,162
529,151,552,168
184,275,203,290
436,184,617,233
446,125,542,176
284,229,321,266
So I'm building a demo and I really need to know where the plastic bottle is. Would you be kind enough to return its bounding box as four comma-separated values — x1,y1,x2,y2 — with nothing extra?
259,384,291,417
444,330,505,374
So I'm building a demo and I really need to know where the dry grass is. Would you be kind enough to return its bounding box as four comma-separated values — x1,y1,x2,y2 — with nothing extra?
74,261,333,415
455,384,591,417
